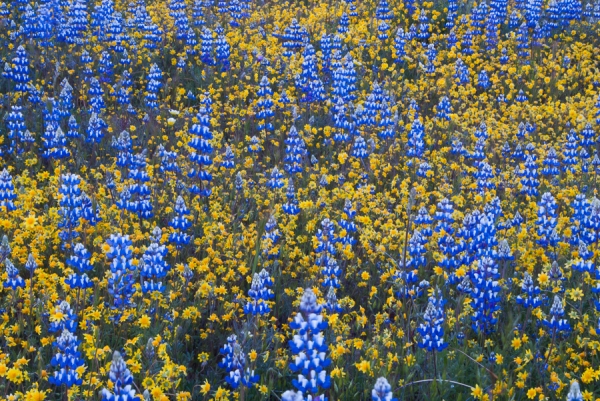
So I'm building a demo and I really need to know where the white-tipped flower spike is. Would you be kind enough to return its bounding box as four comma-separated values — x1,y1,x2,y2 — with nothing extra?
566,381,583,401
372,377,398,401
299,288,321,314
281,390,305,401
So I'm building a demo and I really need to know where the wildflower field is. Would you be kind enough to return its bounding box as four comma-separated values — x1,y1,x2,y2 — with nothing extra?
4,0,600,400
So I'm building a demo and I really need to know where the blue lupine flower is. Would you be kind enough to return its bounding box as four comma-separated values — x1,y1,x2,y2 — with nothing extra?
520,154,539,196
279,89,292,108
372,377,397,401
67,115,80,139
418,290,447,352
516,272,541,309
571,193,590,237
101,351,141,401
572,210,591,246
451,138,467,156
407,229,427,270
65,243,94,290
4,259,24,290
113,131,132,169
0,169,17,212
378,94,395,140
169,196,192,247
188,96,214,197
592,153,600,175
98,51,114,80
471,2,487,34
434,198,454,234
460,30,474,56
106,234,136,320
501,142,512,160
394,28,406,63
416,161,431,178
157,145,181,175
566,382,583,401
298,53,327,103
515,89,527,103
407,114,425,163
25,253,37,281
485,18,499,49
563,130,579,173
436,96,452,121
184,28,198,56
572,240,594,273
9,45,30,93
583,198,600,243
58,174,83,245
547,0,561,28
288,288,331,397
283,179,301,215
542,147,561,176
417,9,430,40
284,126,307,174
0,236,11,266
219,335,260,389
477,69,490,89
145,63,163,110
439,234,464,285
0,3,9,19
324,284,342,314
86,112,107,144
141,227,170,293
192,0,206,26
45,127,71,160
497,239,514,263
244,269,274,315
117,87,132,109
331,50,356,103
536,192,559,249
338,200,357,246
315,219,341,300
543,295,570,333
257,76,275,131
267,167,284,189
215,32,231,70
548,261,566,293
351,136,369,158
88,78,106,114
485,197,503,222
469,213,499,261
321,34,333,73
516,24,530,62
475,162,496,192
124,152,153,219
315,219,337,261
200,27,215,65
470,257,502,334
395,249,425,300
262,216,281,262
49,328,84,388
338,13,350,34
5,104,28,155
143,20,164,50
280,19,307,58
47,300,78,334
332,98,351,143
375,0,393,21
248,135,263,153
235,172,244,192
581,123,596,147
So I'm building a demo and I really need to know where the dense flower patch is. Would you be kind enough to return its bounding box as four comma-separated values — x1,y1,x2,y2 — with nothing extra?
1,0,600,400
